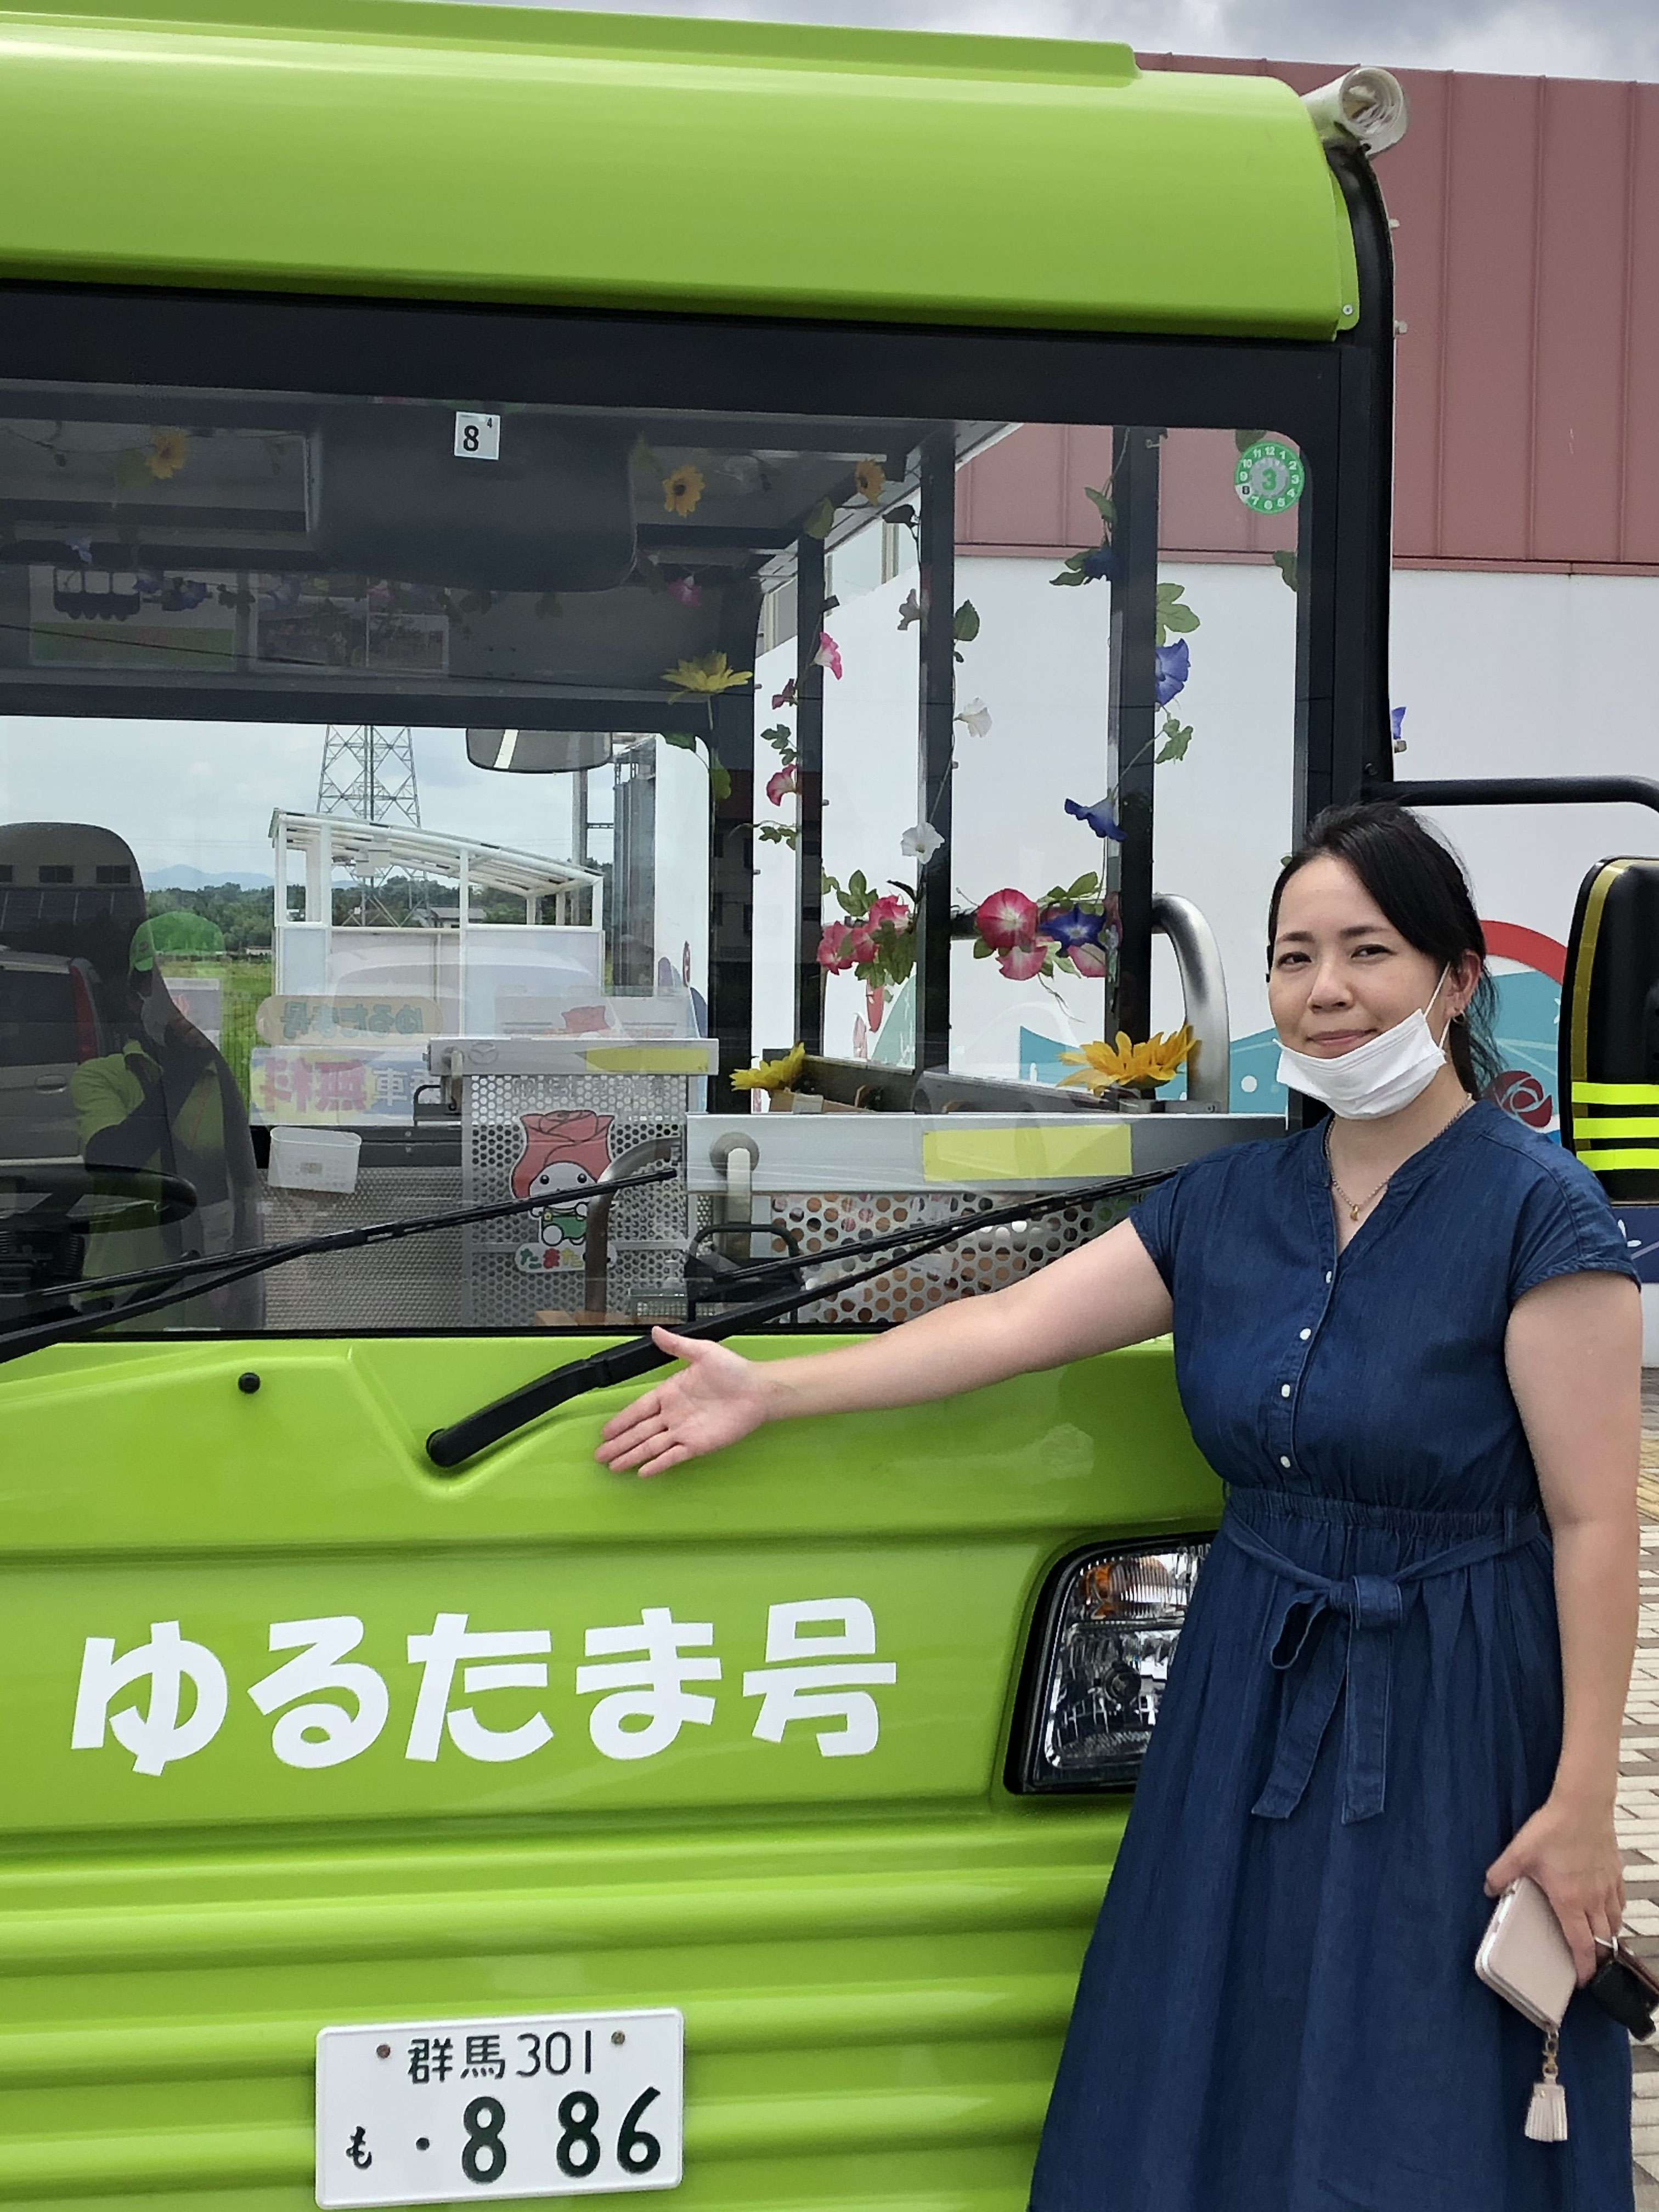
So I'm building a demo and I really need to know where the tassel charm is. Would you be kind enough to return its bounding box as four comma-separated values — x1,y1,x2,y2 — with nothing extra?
1525,2027,1568,2143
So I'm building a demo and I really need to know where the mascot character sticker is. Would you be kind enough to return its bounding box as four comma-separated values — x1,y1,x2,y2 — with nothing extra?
510,1110,614,1273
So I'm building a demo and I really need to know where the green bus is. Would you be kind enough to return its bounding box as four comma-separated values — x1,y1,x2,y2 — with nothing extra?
1,10,1584,2212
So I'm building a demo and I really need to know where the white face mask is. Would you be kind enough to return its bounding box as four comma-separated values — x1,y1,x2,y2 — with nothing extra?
1276,968,1455,1121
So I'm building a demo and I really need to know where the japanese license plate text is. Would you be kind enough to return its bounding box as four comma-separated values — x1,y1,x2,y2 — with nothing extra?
315,2010,684,2207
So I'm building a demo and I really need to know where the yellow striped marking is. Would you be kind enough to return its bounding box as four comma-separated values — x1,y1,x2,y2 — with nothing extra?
1568,861,1630,1111
1571,1148,1659,1171
1572,1118,1659,1140
1573,1081,1659,1105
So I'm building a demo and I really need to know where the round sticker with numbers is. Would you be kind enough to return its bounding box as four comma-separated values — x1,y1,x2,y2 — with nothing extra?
1234,438,1306,515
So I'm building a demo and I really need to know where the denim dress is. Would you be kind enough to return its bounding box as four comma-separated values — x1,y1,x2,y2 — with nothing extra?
1028,1103,1640,2212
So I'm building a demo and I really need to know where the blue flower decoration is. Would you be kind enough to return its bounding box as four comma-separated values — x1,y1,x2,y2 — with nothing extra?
1390,706,1407,742
1154,639,1190,708
1039,903,1107,951
259,574,303,616
1065,796,1126,843
1079,543,1115,581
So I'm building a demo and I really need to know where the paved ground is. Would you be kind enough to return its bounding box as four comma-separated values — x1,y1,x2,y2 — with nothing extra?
1625,1380,1659,2205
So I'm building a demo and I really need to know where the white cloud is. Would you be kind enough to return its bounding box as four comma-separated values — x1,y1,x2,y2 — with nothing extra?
452,0,1659,80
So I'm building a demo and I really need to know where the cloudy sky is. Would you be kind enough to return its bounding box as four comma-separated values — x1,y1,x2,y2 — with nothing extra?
470,0,1659,81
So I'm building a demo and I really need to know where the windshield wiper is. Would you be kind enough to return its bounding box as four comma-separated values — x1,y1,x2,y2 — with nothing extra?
425,1169,1172,1471
0,1164,678,1364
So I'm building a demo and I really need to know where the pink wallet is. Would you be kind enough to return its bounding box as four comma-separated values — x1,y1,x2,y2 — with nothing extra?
1474,1876,1577,2143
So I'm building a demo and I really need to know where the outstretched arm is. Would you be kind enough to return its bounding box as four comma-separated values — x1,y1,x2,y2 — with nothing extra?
1487,1268,1641,1981
595,1212,1173,1477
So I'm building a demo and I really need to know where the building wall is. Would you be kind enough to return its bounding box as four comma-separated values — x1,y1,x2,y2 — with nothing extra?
1139,52,1659,576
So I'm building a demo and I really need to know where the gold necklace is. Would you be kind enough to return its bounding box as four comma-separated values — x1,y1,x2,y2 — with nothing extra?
1324,1126,1390,1224
1324,1096,1475,1224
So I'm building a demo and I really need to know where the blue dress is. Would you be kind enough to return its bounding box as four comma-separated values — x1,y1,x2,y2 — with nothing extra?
1028,1103,1640,2212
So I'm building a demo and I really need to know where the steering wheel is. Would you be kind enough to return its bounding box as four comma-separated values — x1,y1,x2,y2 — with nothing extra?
0,1164,200,1234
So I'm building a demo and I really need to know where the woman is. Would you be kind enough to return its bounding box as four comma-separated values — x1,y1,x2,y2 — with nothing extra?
597,803,1640,2210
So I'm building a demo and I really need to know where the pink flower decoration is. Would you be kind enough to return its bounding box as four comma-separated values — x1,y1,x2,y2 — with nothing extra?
771,678,797,710
1065,939,1110,978
766,765,800,805
814,631,843,680
668,575,702,607
817,924,856,974
817,920,877,973
865,893,912,933
997,941,1048,981
866,985,885,1032
975,887,1040,953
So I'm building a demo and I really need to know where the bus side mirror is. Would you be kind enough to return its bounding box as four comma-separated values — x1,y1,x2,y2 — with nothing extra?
1560,855,1659,1198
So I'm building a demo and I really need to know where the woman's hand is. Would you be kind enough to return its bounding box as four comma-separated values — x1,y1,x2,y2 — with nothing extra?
594,1328,774,1477
1485,1793,1626,1984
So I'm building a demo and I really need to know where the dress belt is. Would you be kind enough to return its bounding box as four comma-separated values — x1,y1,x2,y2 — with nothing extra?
1218,1505,1543,1826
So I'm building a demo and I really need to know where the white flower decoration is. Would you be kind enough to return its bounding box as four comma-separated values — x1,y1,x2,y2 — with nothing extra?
954,698,991,739
900,822,944,862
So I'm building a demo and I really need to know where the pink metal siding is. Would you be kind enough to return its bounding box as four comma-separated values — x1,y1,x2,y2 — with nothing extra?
956,55,1659,575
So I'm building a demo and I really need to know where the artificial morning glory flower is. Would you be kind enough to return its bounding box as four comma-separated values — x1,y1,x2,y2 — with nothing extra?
975,887,1040,953
1154,639,1190,708
1039,904,1107,952
1064,796,1125,843
997,941,1048,981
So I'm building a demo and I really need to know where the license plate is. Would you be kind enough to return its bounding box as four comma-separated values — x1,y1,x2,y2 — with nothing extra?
315,2010,684,2207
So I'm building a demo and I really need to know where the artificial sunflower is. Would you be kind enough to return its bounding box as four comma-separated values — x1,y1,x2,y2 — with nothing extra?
662,464,705,516
146,428,189,480
731,1041,806,1094
854,458,886,505
662,651,752,696
1058,1024,1195,1094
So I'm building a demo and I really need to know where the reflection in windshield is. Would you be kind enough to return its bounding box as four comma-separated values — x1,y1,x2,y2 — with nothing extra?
0,820,262,1324
0,383,1299,1340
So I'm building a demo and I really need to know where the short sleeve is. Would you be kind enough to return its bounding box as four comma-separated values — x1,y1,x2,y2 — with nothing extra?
1507,1155,1640,1307
1130,1167,1187,1293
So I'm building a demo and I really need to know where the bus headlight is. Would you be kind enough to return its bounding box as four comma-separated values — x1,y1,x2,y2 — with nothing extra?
1009,1539,1211,1792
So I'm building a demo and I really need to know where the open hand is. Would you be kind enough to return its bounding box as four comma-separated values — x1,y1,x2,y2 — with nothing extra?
594,1328,773,1477
1486,1795,1625,1984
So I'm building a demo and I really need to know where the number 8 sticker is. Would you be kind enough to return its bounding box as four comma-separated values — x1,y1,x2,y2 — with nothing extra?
454,413,500,461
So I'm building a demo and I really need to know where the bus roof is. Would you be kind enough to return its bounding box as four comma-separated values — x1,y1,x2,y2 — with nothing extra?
0,1,1360,340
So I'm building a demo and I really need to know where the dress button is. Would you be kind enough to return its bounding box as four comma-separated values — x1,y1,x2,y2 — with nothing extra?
1280,1384,1291,1398
1300,1328,1311,1341
1325,1271,1333,1284
1279,1455,1291,1470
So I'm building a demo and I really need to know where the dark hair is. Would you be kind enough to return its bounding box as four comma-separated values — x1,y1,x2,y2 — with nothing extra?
1266,802,1499,1098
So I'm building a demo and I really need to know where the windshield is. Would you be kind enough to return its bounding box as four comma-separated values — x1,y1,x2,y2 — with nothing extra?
0,341,1312,1339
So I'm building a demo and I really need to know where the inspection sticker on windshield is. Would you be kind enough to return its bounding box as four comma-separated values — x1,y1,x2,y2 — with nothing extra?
315,2010,683,2207
1233,436,1305,515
